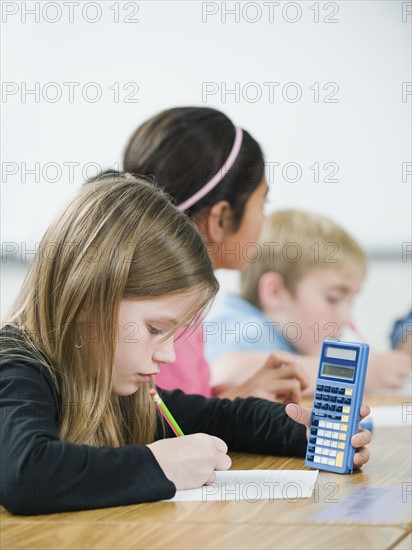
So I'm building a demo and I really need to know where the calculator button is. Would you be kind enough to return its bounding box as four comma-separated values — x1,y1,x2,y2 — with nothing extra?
320,457,328,464
310,437,316,444
336,406,343,413
322,403,329,410
325,421,333,429
338,442,345,449
344,398,351,405
333,423,340,431
327,458,335,466
345,389,353,396
317,438,324,445
329,396,337,403
331,441,338,448
329,450,337,457
308,446,315,453
323,386,331,392
310,428,317,435
315,393,322,400
316,384,323,391
328,405,336,411
323,439,331,447
315,446,322,455
343,406,350,414
337,397,344,404
319,420,326,428
324,430,332,438
338,388,345,395
339,433,347,441
340,424,348,432
323,395,330,402
335,452,344,468
342,415,349,423
331,387,338,394
331,432,339,439
314,401,321,409
307,454,314,461
318,429,325,436
314,455,322,463
312,418,319,426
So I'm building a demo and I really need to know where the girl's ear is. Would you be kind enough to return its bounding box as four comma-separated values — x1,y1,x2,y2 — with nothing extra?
258,271,287,313
202,200,233,244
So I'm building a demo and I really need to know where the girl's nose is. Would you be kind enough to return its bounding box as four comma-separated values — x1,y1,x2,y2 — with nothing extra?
153,338,176,365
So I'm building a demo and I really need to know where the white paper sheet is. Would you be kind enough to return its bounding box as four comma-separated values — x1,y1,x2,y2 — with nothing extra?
167,469,319,502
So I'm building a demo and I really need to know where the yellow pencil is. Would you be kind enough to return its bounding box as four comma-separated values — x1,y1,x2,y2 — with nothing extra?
149,389,184,436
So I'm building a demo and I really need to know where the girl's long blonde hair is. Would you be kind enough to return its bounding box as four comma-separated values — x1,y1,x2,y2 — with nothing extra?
2,173,218,447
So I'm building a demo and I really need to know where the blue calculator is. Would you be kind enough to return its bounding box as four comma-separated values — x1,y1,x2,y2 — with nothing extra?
305,338,370,474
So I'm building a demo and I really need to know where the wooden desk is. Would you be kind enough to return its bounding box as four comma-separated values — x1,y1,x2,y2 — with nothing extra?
2,410,411,549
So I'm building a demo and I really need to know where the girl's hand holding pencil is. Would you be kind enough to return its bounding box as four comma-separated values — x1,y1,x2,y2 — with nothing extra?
146,432,232,490
147,389,232,490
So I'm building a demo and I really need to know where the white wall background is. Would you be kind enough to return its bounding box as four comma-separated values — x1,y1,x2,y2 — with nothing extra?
1,0,411,347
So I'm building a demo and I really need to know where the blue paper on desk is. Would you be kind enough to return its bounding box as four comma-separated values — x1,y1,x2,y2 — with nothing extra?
313,487,411,523
167,469,319,502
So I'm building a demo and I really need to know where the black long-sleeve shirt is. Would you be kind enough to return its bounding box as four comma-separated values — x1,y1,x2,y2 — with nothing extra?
0,339,307,515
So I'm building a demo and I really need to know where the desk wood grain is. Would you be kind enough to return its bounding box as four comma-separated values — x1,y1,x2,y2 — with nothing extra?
1,522,409,550
2,423,411,549
392,532,412,549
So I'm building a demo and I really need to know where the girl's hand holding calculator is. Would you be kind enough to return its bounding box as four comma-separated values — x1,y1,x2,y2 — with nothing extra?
304,338,370,474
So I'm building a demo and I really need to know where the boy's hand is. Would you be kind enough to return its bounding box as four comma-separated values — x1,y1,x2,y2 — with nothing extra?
212,350,310,403
285,403,372,469
253,350,310,403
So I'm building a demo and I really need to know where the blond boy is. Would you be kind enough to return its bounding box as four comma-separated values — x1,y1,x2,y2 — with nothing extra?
205,210,411,393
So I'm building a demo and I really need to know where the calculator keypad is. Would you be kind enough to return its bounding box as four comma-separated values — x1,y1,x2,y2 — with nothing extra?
308,385,352,468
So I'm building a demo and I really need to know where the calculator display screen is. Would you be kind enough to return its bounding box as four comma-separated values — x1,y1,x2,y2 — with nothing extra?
325,346,357,361
321,363,355,381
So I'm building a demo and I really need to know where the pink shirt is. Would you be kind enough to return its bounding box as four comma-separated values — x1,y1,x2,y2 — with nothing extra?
154,324,212,398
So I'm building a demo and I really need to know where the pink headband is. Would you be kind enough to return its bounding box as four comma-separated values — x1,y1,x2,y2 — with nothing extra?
177,126,243,212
